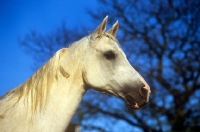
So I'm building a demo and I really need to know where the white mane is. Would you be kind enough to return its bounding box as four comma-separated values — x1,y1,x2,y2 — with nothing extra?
1,48,65,113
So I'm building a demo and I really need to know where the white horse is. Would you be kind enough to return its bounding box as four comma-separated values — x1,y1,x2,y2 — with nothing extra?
0,16,150,132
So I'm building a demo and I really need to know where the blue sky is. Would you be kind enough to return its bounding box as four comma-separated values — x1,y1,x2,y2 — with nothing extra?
0,0,97,96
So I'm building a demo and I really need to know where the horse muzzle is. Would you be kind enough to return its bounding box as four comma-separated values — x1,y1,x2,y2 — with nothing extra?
125,87,151,109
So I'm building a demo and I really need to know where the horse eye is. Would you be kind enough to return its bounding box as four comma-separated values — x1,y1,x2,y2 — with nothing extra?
104,51,116,60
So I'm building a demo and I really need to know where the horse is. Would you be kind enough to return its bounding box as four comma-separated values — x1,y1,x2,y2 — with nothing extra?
0,16,151,132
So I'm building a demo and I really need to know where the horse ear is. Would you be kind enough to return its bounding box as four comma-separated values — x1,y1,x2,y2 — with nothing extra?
107,20,119,37
92,16,108,38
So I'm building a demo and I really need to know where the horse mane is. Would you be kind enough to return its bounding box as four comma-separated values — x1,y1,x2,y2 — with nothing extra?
2,49,67,113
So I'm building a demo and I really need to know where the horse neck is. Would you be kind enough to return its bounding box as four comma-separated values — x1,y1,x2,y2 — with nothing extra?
45,47,87,127
36,45,87,129
0,44,87,131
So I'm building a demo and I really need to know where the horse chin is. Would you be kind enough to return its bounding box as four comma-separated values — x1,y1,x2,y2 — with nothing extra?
98,87,147,109
125,95,147,109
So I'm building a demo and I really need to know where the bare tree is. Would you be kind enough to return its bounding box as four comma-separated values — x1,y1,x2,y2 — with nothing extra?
76,0,200,131
20,0,200,131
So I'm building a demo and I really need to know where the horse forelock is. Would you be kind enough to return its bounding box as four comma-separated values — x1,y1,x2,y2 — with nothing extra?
104,33,119,44
89,32,119,46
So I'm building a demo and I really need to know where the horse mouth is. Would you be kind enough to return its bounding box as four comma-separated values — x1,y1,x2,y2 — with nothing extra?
126,95,140,109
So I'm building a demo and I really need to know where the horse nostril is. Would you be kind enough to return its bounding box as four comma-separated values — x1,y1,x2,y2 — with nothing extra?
139,87,149,97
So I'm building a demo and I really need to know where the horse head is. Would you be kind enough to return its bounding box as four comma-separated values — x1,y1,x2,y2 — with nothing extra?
83,16,151,109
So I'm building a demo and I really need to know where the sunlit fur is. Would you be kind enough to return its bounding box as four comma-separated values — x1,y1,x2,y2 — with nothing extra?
0,16,150,132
